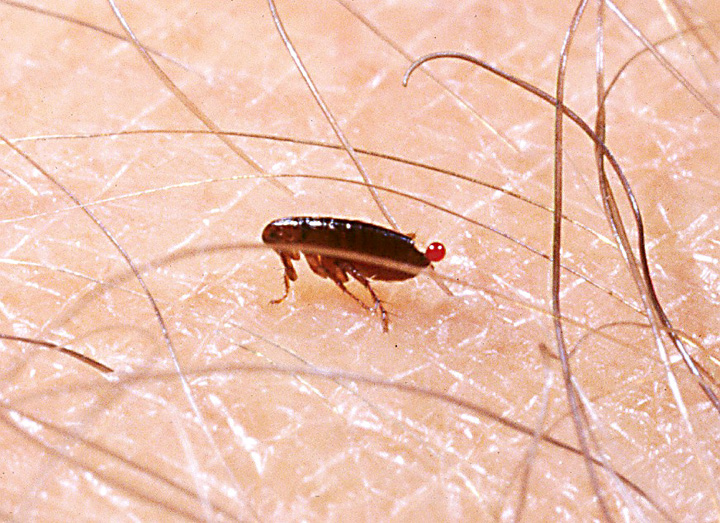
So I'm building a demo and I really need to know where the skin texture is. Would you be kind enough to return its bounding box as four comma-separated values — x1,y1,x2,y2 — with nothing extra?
1,0,719,520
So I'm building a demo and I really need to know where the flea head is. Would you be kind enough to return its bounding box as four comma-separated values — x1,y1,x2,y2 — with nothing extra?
262,218,302,246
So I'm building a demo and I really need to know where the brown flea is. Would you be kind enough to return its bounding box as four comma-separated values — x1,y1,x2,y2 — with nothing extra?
262,217,445,332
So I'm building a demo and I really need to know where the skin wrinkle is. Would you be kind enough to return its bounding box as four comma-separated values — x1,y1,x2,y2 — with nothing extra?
0,0,718,520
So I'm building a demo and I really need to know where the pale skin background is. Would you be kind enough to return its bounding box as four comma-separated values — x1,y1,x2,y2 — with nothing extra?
1,0,719,521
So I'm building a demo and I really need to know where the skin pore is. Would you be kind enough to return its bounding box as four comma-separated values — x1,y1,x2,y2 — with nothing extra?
1,0,719,520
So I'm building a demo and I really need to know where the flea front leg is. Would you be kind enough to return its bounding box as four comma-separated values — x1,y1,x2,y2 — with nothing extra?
270,250,299,304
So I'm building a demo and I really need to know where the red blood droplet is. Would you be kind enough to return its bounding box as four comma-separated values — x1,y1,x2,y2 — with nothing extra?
425,242,446,262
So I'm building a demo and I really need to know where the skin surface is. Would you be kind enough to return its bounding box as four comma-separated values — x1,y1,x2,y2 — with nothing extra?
1,0,719,520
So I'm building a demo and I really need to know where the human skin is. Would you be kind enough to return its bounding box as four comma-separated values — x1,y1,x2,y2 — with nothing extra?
1,0,719,520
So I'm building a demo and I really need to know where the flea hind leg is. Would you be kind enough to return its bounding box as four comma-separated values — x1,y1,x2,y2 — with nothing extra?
307,255,389,332
338,263,389,333
309,256,373,310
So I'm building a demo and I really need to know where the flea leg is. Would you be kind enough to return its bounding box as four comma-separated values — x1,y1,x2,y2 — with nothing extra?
311,257,372,309
304,253,333,280
331,279,373,310
270,251,299,304
270,271,291,304
306,255,389,332
338,262,389,333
